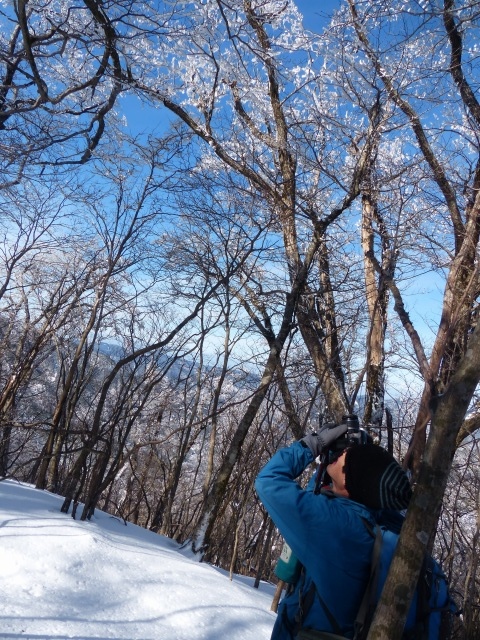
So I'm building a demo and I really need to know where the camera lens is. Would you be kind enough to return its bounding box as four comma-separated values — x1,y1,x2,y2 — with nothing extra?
344,415,359,432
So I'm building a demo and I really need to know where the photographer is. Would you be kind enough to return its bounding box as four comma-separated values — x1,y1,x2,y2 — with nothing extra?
255,420,412,640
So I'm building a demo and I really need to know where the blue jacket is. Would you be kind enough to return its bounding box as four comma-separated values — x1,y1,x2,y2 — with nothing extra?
255,441,376,640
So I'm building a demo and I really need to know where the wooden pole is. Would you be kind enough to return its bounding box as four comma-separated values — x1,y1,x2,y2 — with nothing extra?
271,580,285,612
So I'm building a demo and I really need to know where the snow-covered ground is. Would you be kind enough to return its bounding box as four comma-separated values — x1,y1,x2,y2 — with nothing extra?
0,479,276,640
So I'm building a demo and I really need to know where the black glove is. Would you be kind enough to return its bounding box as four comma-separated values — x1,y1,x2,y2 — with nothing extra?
301,422,348,458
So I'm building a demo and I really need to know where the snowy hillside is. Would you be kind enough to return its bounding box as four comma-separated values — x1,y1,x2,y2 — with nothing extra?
0,479,276,640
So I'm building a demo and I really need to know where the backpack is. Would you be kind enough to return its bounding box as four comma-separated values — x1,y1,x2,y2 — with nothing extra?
296,522,458,640
353,523,458,640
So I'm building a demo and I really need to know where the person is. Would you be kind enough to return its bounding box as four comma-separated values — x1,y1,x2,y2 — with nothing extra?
255,422,412,640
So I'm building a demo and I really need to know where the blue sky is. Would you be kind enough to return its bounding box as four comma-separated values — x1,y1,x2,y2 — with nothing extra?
295,1,340,31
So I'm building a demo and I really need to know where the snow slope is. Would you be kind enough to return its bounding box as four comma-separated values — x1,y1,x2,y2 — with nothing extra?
0,479,276,640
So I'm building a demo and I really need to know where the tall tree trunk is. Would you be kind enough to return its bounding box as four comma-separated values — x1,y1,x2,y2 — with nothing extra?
361,189,390,430
191,286,300,555
368,313,480,639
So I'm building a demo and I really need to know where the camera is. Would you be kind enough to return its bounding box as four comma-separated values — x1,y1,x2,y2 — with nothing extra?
325,414,371,462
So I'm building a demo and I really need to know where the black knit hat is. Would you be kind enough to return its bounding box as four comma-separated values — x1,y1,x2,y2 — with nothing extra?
344,444,412,510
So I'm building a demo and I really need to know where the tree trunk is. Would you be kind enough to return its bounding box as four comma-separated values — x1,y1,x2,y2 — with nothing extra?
361,190,390,430
367,313,480,639
191,286,300,555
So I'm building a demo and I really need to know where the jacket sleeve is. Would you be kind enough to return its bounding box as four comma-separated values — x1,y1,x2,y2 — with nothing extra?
254,441,322,562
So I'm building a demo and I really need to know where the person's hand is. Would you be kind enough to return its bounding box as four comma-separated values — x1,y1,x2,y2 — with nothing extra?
300,422,348,458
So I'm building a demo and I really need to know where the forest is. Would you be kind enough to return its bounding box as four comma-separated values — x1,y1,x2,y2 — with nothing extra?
0,1,479,637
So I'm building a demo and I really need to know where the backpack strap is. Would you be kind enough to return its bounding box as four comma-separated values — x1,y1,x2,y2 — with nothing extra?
295,518,381,639
315,590,344,636
353,519,383,640
294,573,344,637
294,491,346,636
404,554,450,640
411,555,431,640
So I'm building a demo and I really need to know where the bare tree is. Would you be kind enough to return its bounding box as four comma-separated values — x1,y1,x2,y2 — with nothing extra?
347,0,480,473
339,0,480,635
0,0,131,185
34,150,169,491
126,0,383,553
